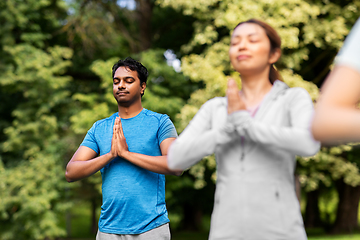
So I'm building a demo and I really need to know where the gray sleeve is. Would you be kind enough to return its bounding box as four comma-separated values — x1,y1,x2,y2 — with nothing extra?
335,18,360,74
167,100,234,170
229,89,320,156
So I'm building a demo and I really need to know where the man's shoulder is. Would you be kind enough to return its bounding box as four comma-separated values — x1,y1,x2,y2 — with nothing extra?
142,109,170,122
91,113,117,130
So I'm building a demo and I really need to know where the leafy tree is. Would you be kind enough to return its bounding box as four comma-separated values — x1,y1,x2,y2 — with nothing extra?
0,0,75,239
58,0,200,235
61,0,195,75
157,0,360,233
298,144,360,232
0,44,74,239
68,48,199,233
0,0,199,237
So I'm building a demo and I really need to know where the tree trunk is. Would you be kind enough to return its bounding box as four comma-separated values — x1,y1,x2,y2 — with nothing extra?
295,174,301,203
136,0,153,51
66,211,72,237
304,189,322,228
91,197,98,235
182,203,203,231
331,180,360,234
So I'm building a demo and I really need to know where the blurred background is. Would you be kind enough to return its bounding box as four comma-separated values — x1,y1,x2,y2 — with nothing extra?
0,0,360,239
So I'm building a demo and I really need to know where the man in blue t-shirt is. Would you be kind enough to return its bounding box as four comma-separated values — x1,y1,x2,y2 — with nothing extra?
65,57,181,240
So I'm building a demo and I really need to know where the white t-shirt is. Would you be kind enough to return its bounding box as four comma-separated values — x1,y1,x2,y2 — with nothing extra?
335,18,360,74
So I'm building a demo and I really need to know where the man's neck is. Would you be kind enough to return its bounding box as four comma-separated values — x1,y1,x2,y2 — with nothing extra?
118,101,143,119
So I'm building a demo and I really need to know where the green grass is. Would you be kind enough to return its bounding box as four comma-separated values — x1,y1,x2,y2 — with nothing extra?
171,231,209,240
309,234,360,240
171,232,360,240
63,200,360,240
59,200,97,239
172,231,360,240
63,233,360,240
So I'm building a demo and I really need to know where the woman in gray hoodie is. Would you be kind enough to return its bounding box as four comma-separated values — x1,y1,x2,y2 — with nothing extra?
167,19,320,240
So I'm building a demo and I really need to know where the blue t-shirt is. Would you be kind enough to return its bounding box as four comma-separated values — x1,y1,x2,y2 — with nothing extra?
80,109,177,234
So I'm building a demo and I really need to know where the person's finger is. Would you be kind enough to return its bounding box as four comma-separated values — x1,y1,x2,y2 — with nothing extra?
227,78,239,95
118,118,124,137
227,77,237,87
113,117,118,140
226,78,245,113
227,79,238,99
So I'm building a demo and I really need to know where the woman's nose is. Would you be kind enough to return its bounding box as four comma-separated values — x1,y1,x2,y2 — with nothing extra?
238,40,247,50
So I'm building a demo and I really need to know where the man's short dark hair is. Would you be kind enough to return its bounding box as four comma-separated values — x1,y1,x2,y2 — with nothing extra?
112,57,149,87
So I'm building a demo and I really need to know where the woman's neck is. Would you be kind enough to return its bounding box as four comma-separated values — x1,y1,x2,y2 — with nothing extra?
240,71,273,108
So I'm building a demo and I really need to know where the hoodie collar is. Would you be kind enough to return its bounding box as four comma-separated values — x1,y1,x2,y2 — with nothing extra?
254,80,289,119
220,80,289,114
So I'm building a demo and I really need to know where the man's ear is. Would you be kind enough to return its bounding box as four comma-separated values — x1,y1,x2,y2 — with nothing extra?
140,82,146,95
269,48,281,65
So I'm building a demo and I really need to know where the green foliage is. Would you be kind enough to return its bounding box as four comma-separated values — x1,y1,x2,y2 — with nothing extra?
0,153,70,240
157,0,360,232
1,0,360,237
71,49,197,136
0,44,73,239
0,0,67,48
1,44,72,159
156,4,360,232
0,2,74,236
0,0,198,238
157,0,360,195
141,49,198,119
298,144,360,192
69,49,199,218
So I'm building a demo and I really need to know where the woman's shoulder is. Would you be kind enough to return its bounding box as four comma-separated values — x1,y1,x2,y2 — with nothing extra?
272,80,310,99
279,86,314,110
204,96,227,107
196,97,227,114
286,86,312,99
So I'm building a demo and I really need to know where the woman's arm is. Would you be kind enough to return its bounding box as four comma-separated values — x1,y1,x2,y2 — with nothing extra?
168,100,235,170
228,81,320,156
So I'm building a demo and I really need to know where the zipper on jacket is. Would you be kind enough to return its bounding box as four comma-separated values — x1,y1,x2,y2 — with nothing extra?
240,136,245,171
240,136,245,161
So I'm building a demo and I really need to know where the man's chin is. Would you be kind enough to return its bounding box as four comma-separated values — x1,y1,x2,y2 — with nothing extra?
116,99,132,107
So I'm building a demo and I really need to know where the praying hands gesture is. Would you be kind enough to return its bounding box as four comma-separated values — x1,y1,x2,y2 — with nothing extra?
109,116,181,175
227,78,246,114
110,117,129,159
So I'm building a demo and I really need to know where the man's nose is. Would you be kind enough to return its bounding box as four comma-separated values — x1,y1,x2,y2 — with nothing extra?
118,80,126,89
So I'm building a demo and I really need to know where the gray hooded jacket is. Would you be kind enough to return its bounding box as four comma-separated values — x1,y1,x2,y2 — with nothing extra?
168,80,320,240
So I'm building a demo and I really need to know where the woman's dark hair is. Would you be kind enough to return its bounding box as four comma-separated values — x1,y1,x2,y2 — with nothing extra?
234,19,282,84
112,57,149,96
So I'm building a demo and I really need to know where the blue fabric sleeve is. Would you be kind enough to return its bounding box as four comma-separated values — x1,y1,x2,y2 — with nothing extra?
80,122,100,154
158,115,178,144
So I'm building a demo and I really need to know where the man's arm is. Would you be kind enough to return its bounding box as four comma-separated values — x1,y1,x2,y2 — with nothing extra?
312,65,360,142
65,146,115,182
65,119,122,182
115,117,182,176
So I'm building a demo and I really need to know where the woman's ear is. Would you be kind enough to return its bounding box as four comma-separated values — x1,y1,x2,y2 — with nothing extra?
269,48,281,65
